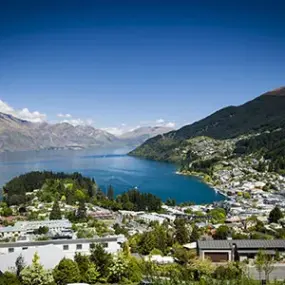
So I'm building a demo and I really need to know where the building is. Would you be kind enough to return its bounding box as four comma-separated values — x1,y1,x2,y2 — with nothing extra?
0,219,72,239
197,240,285,262
0,235,125,258
0,245,65,272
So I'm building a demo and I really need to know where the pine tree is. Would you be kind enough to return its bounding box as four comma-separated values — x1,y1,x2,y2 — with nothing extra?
269,206,283,223
20,252,54,285
49,200,61,220
107,185,115,200
77,201,87,221
53,258,80,285
190,225,200,242
90,244,112,278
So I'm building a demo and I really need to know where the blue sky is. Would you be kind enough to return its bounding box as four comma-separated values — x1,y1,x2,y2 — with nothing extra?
0,0,285,134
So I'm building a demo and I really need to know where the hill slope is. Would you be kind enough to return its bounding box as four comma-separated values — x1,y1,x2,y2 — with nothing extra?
130,87,285,162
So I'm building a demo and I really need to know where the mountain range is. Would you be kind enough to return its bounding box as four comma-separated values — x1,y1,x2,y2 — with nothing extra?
0,112,173,152
130,87,285,162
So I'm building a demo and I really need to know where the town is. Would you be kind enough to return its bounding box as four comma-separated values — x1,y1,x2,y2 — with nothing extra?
0,170,285,284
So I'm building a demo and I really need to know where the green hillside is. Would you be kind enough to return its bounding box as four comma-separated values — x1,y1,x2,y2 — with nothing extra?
129,87,285,162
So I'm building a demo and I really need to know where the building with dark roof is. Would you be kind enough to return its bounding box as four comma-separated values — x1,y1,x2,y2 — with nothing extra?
197,240,285,262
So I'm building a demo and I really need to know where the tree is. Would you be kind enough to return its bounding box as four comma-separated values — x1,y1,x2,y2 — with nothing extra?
49,200,61,220
269,206,283,224
15,254,26,277
190,258,215,280
0,272,20,285
20,252,54,285
107,185,114,200
74,253,99,283
209,208,226,224
35,226,49,235
53,258,80,285
76,201,87,221
255,250,265,281
90,244,113,278
190,225,200,242
214,225,230,240
2,207,13,217
264,254,274,282
138,231,156,255
174,219,190,244
108,256,128,283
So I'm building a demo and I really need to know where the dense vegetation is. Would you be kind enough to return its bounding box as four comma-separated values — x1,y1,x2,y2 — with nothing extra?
2,171,162,212
130,88,285,162
3,171,96,205
235,129,285,173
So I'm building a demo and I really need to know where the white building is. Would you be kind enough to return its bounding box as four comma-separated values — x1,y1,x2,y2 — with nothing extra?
0,235,124,258
0,219,72,239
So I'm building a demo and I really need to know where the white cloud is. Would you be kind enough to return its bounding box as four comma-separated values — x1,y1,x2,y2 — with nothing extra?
61,118,94,126
102,127,125,136
0,99,46,123
156,118,165,124
57,113,72,118
154,118,175,128
165,122,176,128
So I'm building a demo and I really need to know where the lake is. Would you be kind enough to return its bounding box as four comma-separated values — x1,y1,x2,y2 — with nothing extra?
0,148,224,204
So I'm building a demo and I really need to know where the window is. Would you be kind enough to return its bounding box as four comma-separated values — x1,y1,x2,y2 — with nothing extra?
63,245,69,250
8,248,14,253
22,247,28,250
76,244,82,250
102,243,108,248
89,243,95,249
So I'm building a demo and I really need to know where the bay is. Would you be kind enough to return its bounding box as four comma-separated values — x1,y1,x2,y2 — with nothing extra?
0,148,224,204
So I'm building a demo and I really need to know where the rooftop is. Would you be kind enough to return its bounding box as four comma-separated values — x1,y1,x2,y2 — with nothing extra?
198,239,285,250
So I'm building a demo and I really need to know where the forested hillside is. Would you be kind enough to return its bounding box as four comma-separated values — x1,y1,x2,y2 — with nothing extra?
130,87,285,163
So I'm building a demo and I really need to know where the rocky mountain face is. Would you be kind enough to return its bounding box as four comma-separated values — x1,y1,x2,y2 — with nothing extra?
0,112,173,152
130,87,285,162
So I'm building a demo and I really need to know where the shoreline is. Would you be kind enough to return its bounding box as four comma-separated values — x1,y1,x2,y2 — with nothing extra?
175,170,229,200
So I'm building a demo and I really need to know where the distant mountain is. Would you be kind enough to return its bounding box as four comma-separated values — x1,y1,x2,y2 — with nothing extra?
0,112,174,152
119,126,174,146
0,112,119,152
130,87,285,161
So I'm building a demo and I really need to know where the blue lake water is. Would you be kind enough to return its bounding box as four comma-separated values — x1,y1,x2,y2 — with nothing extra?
0,148,224,204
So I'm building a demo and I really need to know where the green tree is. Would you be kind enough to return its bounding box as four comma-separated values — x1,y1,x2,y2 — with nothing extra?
190,225,200,242
2,207,13,217
209,208,226,224
214,225,230,240
74,253,99,283
269,206,283,223
174,219,190,244
108,256,128,283
53,258,80,285
84,264,100,284
107,185,115,200
90,244,113,278
0,272,20,285
20,252,54,285
49,200,61,220
255,250,265,281
35,226,49,235
76,201,87,221
15,254,26,277
138,231,156,255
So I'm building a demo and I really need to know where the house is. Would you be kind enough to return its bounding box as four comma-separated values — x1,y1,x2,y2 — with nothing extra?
197,240,285,263
0,235,124,258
